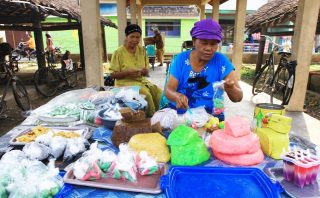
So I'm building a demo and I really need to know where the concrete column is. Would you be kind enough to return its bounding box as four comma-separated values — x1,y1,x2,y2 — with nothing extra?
231,0,247,80
137,5,143,28
287,0,320,111
199,4,206,20
130,0,137,24
211,0,220,22
80,0,103,87
117,0,127,46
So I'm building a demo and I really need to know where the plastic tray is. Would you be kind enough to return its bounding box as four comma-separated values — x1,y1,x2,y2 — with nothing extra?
265,167,320,198
160,166,283,198
38,115,79,123
9,126,90,146
63,164,167,194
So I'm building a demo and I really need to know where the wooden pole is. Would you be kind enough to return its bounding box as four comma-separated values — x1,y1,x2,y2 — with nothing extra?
101,24,107,62
33,19,46,69
78,23,85,69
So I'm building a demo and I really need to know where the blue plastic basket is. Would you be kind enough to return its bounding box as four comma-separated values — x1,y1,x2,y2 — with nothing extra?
160,166,283,198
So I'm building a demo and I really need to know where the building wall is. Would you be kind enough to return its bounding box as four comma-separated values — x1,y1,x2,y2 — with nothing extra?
0,31,6,43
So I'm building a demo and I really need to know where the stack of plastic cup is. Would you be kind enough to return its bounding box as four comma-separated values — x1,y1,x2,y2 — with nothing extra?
282,149,320,188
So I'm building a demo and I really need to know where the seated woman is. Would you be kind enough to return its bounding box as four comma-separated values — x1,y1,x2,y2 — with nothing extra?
164,19,243,120
110,24,162,117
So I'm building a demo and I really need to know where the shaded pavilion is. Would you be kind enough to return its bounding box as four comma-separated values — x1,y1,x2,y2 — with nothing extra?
245,0,320,111
0,0,117,68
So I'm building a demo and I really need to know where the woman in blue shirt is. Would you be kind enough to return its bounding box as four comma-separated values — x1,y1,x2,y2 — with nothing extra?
164,19,243,117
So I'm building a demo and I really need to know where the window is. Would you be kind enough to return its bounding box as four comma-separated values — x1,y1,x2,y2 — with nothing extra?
145,20,181,37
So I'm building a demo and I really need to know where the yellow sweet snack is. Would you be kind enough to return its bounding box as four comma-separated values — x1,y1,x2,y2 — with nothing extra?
16,126,80,142
53,131,80,138
16,126,50,142
128,133,170,163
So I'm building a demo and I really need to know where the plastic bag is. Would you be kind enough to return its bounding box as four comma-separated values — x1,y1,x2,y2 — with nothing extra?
35,132,53,146
167,125,210,166
63,138,88,162
151,108,178,129
89,91,115,106
23,142,51,160
73,157,105,181
98,150,117,173
0,184,7,198
49,136,67,159
136,151,159,175
128,133,170,163
212,80,225,120
184,106,210,128
114,86,147,110
112,144,137,182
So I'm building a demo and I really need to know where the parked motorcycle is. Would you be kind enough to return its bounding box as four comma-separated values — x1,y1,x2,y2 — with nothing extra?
11,42,37,61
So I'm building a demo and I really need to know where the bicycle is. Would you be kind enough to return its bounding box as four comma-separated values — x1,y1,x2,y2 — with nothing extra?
252,35,296,105
34,51,78,97
0,60,31,119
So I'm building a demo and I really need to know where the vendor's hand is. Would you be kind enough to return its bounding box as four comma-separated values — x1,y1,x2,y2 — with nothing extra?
141,68,149,77
126,70,141,78
224,79,235,91
175,93,189,109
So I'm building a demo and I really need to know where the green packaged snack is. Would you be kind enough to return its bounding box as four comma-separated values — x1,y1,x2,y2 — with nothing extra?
167,125,210,166
0,184,7,198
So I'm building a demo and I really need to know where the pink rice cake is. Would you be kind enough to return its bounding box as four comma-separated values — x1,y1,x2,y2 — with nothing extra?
210,129,261,155
224,116,251,137
213,149,264,166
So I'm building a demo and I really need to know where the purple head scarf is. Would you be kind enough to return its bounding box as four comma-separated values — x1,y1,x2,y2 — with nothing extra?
190,19,223,42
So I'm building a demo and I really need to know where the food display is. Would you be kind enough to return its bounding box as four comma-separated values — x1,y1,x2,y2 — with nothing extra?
10,126,89,145
210,117,264,166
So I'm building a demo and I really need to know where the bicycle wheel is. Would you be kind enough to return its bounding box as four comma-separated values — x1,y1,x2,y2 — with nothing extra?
12,78,31,111
252,65,273,95
273,66,290,103
34,67,59,97
66,69,77,88
282,74,295,105
0,63,8,82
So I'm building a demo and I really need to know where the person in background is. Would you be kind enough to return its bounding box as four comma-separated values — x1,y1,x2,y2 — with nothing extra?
23,32,35,57
60,50,73,77
110,24,162,117
153,28,164,66
164,19,243,120
45,32,55,63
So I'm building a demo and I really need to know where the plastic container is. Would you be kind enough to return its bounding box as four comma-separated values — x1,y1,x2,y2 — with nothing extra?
160,166,283,198
98,108,120,130
282,149,320,188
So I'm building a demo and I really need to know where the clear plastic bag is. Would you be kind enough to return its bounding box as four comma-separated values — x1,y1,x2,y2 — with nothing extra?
98,150,117,173
136,151,159,175
22,142,51,160
112,144,137,182
35,132,53,146
151,108,178,129
185,106,210,128
73,157,104,181
212,80,225,119
49,136,67,159
63,138,88,162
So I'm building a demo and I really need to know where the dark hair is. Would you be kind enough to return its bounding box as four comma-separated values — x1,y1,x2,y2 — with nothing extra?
125,24,142,36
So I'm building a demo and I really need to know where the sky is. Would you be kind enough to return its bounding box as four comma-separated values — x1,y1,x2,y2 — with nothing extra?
206,0,268,10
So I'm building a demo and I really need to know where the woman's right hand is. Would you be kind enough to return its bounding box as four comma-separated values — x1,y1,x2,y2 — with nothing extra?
126,70,141,78
175,93,189,109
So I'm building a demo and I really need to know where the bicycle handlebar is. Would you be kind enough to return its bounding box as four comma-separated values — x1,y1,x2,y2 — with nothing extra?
260,35,284,48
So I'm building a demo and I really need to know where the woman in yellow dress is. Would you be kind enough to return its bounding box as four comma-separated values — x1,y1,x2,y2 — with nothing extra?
110,24,162,117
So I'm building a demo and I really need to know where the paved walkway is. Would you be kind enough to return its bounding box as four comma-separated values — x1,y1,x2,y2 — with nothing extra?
148,64,320,146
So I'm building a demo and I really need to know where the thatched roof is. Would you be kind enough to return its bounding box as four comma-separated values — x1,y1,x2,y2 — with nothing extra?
246,0,299,32
0,0,117,28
